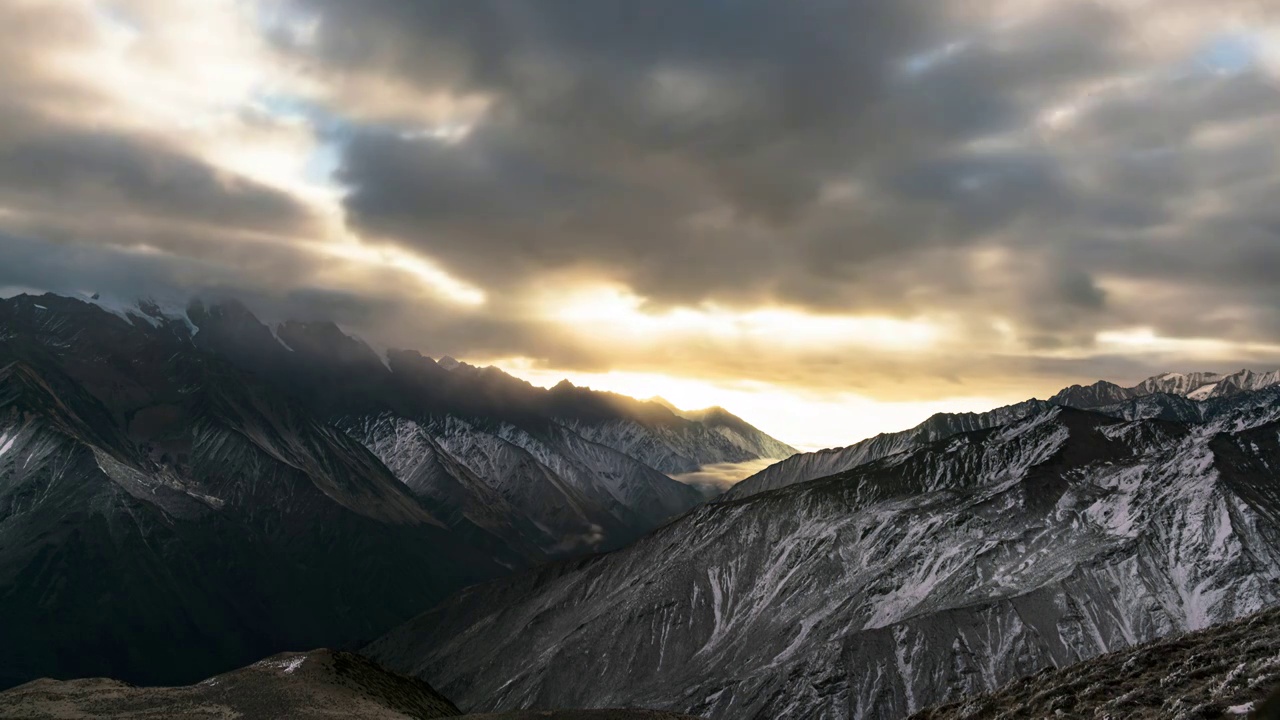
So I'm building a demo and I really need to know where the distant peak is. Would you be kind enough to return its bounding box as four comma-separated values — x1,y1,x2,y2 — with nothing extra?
437,356,461,371
77,292,198,333
648,396,682,412
1055,368,1280,409
673,405,742,426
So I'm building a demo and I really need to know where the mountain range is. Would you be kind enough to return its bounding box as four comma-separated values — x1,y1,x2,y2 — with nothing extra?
0,292,793,690
724,367,1280,501
366,375,1280,719
8,290,1280,719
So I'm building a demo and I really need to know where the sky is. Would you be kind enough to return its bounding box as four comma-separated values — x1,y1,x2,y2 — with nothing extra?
1,0,1279,450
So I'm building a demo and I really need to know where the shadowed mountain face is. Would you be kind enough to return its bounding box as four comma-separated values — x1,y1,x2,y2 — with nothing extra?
0,293,791,691
366,390,1280,719
0,301,507,690
185,297,791,550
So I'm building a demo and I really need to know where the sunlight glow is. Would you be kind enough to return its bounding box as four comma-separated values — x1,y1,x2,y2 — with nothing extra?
542,285,941,352
1097,328,1280,358
38,0,333,205
487,356,1009,451
318,242,487,306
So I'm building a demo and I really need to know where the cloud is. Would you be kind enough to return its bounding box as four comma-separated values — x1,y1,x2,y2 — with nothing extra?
672,459,780,495
3,0,1280,445
0,123,318,241
279,0,1280,345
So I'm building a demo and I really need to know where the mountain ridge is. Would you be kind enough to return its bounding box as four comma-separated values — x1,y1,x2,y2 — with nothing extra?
727,368,1280,501
366,386,1280,719
0,291,792,690
0,305,513,689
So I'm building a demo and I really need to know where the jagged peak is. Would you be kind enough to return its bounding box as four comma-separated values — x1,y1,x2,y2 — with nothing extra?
0,291,201,337
1057,368,1280,408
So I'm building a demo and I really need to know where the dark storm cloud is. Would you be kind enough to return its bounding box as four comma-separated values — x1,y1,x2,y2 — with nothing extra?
0,0,324,287
293,0,951,286
280,0,1280,349
0,123,316,240
3,0,1280,411
0,229,329,312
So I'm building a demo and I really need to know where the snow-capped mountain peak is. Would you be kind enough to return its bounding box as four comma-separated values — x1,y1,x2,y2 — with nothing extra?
1068,368,1280,406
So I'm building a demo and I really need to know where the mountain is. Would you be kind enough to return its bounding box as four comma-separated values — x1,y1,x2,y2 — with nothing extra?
909,604,1280,719
183,297,789,549
0,295,509,690
365,388,1280,719
723,398,1049,500
1051,369,1280,408
0,648,705,720
555,394,797,476
0,292,787,690
1046,379,1136,407
727,368,1280,501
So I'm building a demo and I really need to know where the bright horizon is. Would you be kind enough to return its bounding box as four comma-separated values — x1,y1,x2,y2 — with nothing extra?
485,357,1016,452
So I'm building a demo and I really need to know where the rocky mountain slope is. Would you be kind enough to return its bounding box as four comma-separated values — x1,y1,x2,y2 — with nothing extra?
0,648,704,720
184,300,705,553
0,292,786,690
0,302,507,690
367,388,1280,720
727,368,1280,501
909,604,1280,719
184,296,788,551
723,399,1049,500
